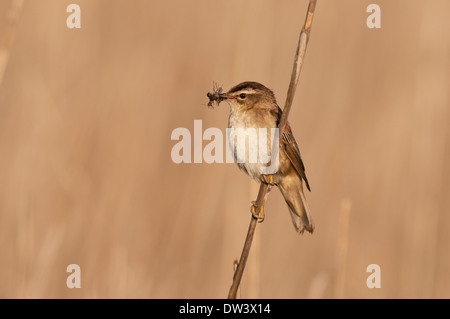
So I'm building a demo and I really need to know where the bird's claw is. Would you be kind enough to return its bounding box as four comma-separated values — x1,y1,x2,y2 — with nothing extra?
250,201,265,223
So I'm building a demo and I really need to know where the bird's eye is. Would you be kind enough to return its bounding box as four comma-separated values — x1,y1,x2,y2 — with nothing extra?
239,93,247,99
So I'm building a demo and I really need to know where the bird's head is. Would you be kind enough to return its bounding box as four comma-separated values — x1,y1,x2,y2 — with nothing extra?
218,81,277,111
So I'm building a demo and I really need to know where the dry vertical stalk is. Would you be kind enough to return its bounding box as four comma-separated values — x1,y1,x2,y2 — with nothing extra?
0,0,25,89
278,0,317,138
228,183,269,299
227,0,318,299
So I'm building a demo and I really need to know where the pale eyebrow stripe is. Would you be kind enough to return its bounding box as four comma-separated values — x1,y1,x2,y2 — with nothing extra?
235,89,256,95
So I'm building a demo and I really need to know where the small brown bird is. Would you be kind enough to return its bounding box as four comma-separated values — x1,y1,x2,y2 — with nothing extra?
209,81,314,234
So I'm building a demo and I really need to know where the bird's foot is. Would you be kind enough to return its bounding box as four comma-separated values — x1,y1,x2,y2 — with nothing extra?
261,174,275,186
250,201,265,223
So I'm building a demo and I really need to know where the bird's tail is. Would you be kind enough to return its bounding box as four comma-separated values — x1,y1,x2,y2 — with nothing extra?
279,178,314,234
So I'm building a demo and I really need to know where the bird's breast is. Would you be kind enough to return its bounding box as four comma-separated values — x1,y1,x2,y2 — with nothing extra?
227,109,278,180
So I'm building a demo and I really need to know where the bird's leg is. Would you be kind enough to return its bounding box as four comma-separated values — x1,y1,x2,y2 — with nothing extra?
250,184,273,222
261,174,275,186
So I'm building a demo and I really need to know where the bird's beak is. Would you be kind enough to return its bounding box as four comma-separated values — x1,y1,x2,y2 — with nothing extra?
219,93,236,101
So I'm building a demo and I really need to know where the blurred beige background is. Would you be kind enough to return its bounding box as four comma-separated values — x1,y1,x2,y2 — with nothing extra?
0,0,449,298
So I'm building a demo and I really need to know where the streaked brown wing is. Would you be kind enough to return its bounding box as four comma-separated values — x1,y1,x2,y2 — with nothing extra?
281,123,311,192
269,105,311,191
